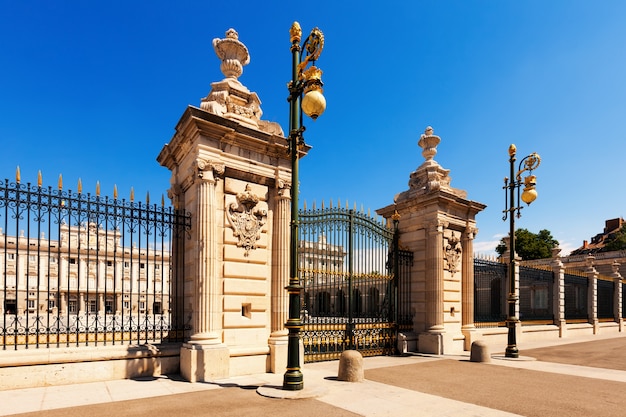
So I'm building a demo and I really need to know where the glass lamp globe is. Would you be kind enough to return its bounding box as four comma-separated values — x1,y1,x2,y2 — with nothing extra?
521,187,538,205
301,89,326,120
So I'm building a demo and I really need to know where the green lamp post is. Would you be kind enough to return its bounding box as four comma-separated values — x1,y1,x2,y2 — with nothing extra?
502,144,541,358
283,21,326,391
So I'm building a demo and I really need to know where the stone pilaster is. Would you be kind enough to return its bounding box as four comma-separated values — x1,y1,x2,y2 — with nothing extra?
180,160,230,383
269,179,290,372
426,220,446,333
461,226,476,349
188,160,224,344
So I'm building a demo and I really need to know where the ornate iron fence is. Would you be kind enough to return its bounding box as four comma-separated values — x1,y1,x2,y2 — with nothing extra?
0,175,191,349
298,204,411,362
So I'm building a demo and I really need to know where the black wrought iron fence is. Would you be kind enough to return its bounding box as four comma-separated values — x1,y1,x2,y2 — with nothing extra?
519,265,554,322
0,175,191,349
474,258,507,327
564,270,588,322
597,277,614,320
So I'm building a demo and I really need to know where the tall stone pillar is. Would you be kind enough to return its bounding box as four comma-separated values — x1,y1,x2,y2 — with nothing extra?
612,261,623,331
425,220,445,333
269,180,290,372
461,226,476,349
157,28,293,381
378,127,486,355
551,248,566,337
586,255,599,334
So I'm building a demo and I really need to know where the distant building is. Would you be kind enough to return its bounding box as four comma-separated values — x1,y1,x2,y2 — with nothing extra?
0,222,170,316
570,218,625,255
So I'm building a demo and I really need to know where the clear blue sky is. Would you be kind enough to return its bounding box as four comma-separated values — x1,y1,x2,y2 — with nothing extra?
2,1,625,256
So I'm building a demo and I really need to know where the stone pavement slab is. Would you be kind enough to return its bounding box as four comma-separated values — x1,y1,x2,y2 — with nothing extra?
3,334,626,417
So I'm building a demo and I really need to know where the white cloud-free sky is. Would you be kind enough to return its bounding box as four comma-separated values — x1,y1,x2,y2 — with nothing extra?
2,1,625,256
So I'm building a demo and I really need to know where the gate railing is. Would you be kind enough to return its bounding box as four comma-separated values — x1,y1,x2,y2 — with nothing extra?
298,203,411,362
0,173,191,349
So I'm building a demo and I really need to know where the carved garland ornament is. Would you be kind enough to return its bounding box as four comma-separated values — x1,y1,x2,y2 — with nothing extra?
226,184,267,256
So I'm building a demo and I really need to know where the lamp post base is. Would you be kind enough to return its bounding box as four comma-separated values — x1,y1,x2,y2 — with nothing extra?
505,345,519,358
283,370,304,391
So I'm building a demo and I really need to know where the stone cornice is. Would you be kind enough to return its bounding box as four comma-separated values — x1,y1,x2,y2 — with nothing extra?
158,106,305,172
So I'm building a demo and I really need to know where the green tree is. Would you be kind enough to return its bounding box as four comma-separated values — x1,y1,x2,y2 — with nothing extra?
602,227,626,252
496,228,559,260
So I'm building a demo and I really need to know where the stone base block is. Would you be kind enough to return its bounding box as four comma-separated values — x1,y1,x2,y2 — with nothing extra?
180,343,229,383
269,338,288,374
418,332,443,355
397,332,418,354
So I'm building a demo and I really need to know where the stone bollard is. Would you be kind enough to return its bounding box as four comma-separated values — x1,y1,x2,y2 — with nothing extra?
470,340,491,363
337,350,364,382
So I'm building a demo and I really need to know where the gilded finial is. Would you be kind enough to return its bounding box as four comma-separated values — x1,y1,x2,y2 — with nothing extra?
77,178,82,194
114,184,118,200
37,171,42,188
58,174,63,190
96,181,100,197
508,144,517,157
16,166,20,184
146,191,150,205
290,21,302,44
130,187,135,202
161,194,165,208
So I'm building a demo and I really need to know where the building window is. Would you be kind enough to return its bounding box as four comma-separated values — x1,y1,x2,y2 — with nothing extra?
107,260,113,267
153,302,162,314
69,298,78,313
124,262,129,268
105,298,114,314
4,300,17,314
123,301,130,310
88,299,97,313
69,258,77,265
27,299,35,310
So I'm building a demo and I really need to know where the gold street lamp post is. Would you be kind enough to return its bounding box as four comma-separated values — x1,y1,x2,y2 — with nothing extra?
283,21,326,391
502,144,541,358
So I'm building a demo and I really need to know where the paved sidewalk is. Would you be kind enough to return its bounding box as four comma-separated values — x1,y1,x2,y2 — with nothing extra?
2,333,626,416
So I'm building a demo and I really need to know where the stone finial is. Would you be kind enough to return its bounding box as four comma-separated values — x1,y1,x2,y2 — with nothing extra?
418,126,441,164
213,28,250,80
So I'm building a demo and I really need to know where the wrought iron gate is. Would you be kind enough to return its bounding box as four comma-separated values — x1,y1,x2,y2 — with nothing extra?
299,204,412,362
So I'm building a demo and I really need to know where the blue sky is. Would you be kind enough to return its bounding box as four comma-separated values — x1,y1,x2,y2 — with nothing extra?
2,1,625,256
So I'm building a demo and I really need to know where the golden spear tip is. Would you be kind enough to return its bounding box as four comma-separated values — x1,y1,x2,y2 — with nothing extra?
37,171,42,188
16,166,20,183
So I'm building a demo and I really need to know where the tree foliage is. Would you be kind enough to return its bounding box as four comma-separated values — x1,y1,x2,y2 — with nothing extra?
496,228,559,260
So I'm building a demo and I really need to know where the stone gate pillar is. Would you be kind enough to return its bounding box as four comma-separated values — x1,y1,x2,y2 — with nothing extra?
157,29,293,381
378,127,486,354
